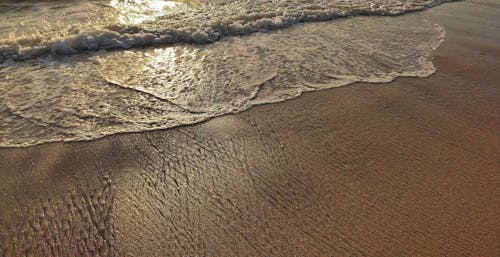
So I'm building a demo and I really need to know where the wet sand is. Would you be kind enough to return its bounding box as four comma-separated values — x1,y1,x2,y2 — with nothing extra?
1,1,499,256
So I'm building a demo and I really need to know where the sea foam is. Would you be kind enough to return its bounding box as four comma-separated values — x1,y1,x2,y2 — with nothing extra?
0,0,457,62
0,10,446,147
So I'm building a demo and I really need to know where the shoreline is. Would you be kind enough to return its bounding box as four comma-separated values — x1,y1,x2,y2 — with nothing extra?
1,9,446,149
1,0,499,256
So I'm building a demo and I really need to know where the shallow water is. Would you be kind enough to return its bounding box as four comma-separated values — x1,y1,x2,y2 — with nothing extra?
0,0,455,60
0,0,452,147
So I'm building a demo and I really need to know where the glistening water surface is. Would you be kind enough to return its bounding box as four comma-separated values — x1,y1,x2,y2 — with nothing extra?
0,0,453,147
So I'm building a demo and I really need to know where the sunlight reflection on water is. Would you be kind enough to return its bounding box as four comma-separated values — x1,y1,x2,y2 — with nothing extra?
109,0,196,24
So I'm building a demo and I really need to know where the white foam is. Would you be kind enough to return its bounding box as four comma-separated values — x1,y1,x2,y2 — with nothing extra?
0,11,446,147
0,0,457,62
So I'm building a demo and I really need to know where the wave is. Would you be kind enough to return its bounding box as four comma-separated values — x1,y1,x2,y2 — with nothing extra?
0,11,446,147
0,0,457,62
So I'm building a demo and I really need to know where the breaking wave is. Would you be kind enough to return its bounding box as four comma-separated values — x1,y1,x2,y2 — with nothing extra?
0,0,457,62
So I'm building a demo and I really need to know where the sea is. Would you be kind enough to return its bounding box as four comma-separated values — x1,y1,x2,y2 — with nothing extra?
0,0,455,147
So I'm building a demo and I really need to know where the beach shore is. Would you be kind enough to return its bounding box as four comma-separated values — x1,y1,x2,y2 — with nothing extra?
1,1,499,256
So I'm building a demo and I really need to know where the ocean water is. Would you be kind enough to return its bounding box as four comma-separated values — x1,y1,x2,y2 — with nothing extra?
0,0,454,147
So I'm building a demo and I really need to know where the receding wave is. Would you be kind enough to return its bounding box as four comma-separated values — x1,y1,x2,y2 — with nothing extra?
0,10,446,147
0,0,456,62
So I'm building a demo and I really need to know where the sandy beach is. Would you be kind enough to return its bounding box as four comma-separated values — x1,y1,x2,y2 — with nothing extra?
1,1,499,256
